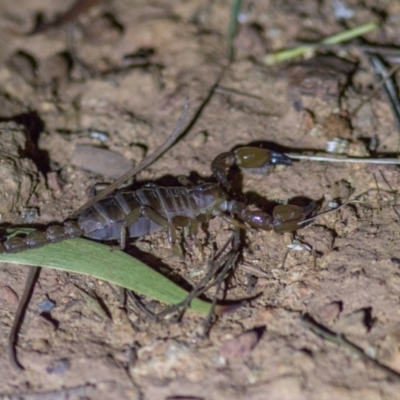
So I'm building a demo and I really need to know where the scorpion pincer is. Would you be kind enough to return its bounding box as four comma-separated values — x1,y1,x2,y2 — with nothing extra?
0,147,314,255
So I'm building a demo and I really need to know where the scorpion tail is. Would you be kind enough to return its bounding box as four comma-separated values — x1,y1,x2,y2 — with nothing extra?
0,221,83,253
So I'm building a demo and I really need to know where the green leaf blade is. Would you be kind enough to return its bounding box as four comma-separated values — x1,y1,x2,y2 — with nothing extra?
0,238,212,314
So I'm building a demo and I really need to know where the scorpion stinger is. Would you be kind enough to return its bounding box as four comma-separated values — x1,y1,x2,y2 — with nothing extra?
211,147,292,190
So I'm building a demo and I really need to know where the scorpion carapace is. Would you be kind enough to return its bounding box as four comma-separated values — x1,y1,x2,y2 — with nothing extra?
0,147,314,255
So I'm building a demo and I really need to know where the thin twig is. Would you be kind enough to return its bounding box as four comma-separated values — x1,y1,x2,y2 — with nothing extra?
366,54,400,137
227,0,242,61
306,43,400,59
298,199,365,226
0,383,94,399
280,248,291,270
124,229,241,323
301,315,400,381
157,229,239,320
214,86,263,101
379,170,400,220
27,0,104,35
350,64,400,117
286,153,400,164
9,266,40,370
203,228,242,336
264,22,378,65
373,173,382,201
239,263,270,278
70,99,190,218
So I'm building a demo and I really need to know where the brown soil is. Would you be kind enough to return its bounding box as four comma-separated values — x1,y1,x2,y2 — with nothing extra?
1,0,400,399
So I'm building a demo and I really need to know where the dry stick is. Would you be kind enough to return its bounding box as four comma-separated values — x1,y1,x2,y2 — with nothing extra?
301,315,400,382
367,55,400,138
27,0,104,35
214,86,263,100
70,99,190,218
203,229,242,336
155,229,238,321
125,229,239,322
299,185,400,227
286,153,400,164
1,383,94,399
239,263,270,278
373,173,382,202
350,64,400,117
379,170,400,220
298,199,365,226
309,43,400,60
9,266,40,370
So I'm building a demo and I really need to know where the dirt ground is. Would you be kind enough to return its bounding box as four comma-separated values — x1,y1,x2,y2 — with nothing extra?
1,0,400,399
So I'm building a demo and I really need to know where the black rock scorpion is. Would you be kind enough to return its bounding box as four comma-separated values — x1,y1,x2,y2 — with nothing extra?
0,147,314,255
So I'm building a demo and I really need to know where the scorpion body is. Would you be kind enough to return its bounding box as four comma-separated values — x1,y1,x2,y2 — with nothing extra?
0,147,314,254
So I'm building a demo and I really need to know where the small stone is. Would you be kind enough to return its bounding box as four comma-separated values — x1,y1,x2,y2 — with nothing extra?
46,358,70,374
37,298,56,312
219,329,262,360
318,301,342,322
6,51,37,84
83,14,123,44
300,226,334,253
37,53,72,85
321,113,352,140
191,131,208,148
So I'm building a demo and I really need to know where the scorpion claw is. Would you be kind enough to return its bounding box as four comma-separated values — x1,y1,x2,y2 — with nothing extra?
211,147,291,189
272,202,315,233
269,151,292,166
228,200,315,233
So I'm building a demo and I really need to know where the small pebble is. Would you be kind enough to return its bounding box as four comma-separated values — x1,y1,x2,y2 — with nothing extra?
89,130,109,142
37,298,56,312
191,131,208,148
83,14,123,44
71,145,133,179
46,358,71,374
20,207,39,223
219,329,262,360
37,53,72,85
318,301,342,322
6,51,37,84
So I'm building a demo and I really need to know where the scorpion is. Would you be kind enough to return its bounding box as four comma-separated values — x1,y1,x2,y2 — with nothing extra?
5,145,315,371
0,147,314,255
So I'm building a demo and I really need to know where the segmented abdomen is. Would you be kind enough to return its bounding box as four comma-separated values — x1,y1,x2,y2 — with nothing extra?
78,186,200,241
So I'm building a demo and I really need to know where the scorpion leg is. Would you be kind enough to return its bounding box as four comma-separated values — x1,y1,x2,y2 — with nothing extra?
172,216,200,237
119,207,142,249
172,216,202,250
121,206,182,255
211,147,291,189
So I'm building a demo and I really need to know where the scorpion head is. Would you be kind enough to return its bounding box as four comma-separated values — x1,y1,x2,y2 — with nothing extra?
188,183,228,217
